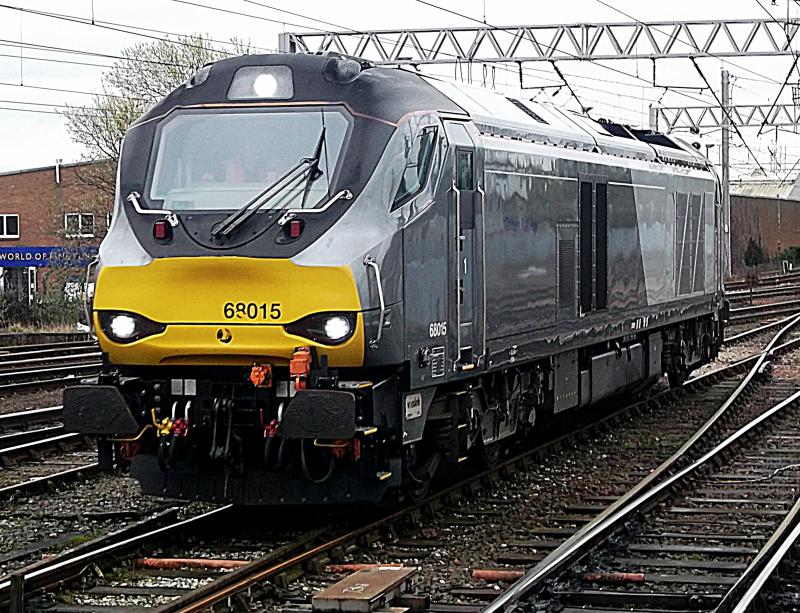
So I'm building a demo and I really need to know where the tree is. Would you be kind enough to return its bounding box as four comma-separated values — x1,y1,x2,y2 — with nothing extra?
64,34,251,195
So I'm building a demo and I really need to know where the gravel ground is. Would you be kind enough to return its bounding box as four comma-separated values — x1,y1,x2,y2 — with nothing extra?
0,469,202,575
0,387,65,415
0,448,96,488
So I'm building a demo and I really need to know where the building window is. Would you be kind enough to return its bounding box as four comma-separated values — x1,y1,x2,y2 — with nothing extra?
0,214,20,239
65,213,95,238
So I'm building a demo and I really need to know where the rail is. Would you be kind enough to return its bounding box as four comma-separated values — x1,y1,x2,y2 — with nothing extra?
482,311,800,613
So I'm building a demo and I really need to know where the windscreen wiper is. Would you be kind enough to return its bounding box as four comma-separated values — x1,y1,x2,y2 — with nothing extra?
211,127,327,238
299,128,326,209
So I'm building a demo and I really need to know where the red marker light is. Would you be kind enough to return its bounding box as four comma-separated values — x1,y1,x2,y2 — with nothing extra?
289,219,303,239
153,220,170,241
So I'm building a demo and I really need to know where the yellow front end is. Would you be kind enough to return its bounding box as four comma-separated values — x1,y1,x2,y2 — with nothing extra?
93,257,364,367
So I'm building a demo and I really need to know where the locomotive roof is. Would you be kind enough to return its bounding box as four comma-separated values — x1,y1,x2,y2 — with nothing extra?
422,75,711,170
142,53,710,172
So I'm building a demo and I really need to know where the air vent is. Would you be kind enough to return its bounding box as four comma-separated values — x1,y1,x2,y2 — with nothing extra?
506,98,548,124
557,225,578,318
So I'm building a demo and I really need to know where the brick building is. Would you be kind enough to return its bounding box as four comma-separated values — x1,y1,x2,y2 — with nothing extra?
730,177,800,274
0,160,112,302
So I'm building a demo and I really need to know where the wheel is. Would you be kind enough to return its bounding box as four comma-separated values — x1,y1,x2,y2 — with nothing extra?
404,473,431,503
403,445,440,503
472,438,503,469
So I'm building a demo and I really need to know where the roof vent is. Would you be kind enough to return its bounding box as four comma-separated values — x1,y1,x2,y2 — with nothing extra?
322,57,364,84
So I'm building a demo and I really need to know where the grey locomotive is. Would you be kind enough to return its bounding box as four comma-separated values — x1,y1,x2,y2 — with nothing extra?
63,53,724,504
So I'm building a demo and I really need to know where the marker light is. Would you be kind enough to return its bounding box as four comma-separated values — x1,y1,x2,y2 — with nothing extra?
98,311,167,344
153,219,171,241
228,66,293,100
285,312,356,346
288,219,303,239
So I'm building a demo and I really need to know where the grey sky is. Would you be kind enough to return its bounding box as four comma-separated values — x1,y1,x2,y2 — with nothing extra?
1,0,798,179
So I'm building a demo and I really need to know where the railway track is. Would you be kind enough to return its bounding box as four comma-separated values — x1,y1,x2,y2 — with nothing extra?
477,318,800,613
0,340,100,390
726,299,800,324
725,269,800,291
726,282,800,304
0,405,99,500
490,386,800,613
723,311,800,346
5,315,798,612
0,406,63,431
728,498,800,612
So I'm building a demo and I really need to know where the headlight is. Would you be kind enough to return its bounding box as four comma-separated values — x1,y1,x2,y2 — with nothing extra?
324,315,352,341
97,311,167,344
228,65,293,100
109,314,137,340
285,312,356,346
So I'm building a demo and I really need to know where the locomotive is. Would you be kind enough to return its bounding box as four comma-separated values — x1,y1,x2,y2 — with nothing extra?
64,52,725,504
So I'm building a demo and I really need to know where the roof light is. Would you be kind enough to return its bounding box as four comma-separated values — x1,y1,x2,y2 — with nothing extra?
228,66,293,100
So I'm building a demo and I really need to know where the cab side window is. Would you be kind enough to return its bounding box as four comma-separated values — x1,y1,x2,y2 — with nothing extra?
391,126,438,211
456,150,473,190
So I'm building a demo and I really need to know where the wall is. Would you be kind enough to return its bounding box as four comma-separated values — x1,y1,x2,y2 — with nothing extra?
731,194,800,273
0,161,112,247
0,161,113,297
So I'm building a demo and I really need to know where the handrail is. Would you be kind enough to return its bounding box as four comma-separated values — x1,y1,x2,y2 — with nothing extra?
83,256,99,336
126,191,177,225
451,179,462,363
363,255,387,350
477,180,486,364
277,189,353,226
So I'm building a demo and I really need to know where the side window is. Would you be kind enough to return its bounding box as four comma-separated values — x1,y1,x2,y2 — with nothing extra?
391,126,438,210
457,150,473,190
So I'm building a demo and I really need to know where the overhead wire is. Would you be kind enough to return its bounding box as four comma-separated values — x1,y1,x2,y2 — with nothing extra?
164,0,710,121
594,0,794,174
0,81,144,101
198,0,685,118
0,3,257,57
0,39,192,68
0,50,112,69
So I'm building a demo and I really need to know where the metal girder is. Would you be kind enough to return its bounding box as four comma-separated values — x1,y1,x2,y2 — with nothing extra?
656,104,800,132
279,19,800,64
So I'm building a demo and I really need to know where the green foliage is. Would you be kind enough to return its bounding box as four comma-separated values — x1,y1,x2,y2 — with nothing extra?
778,245,800,264
0,293,82,328
0,268,84,328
